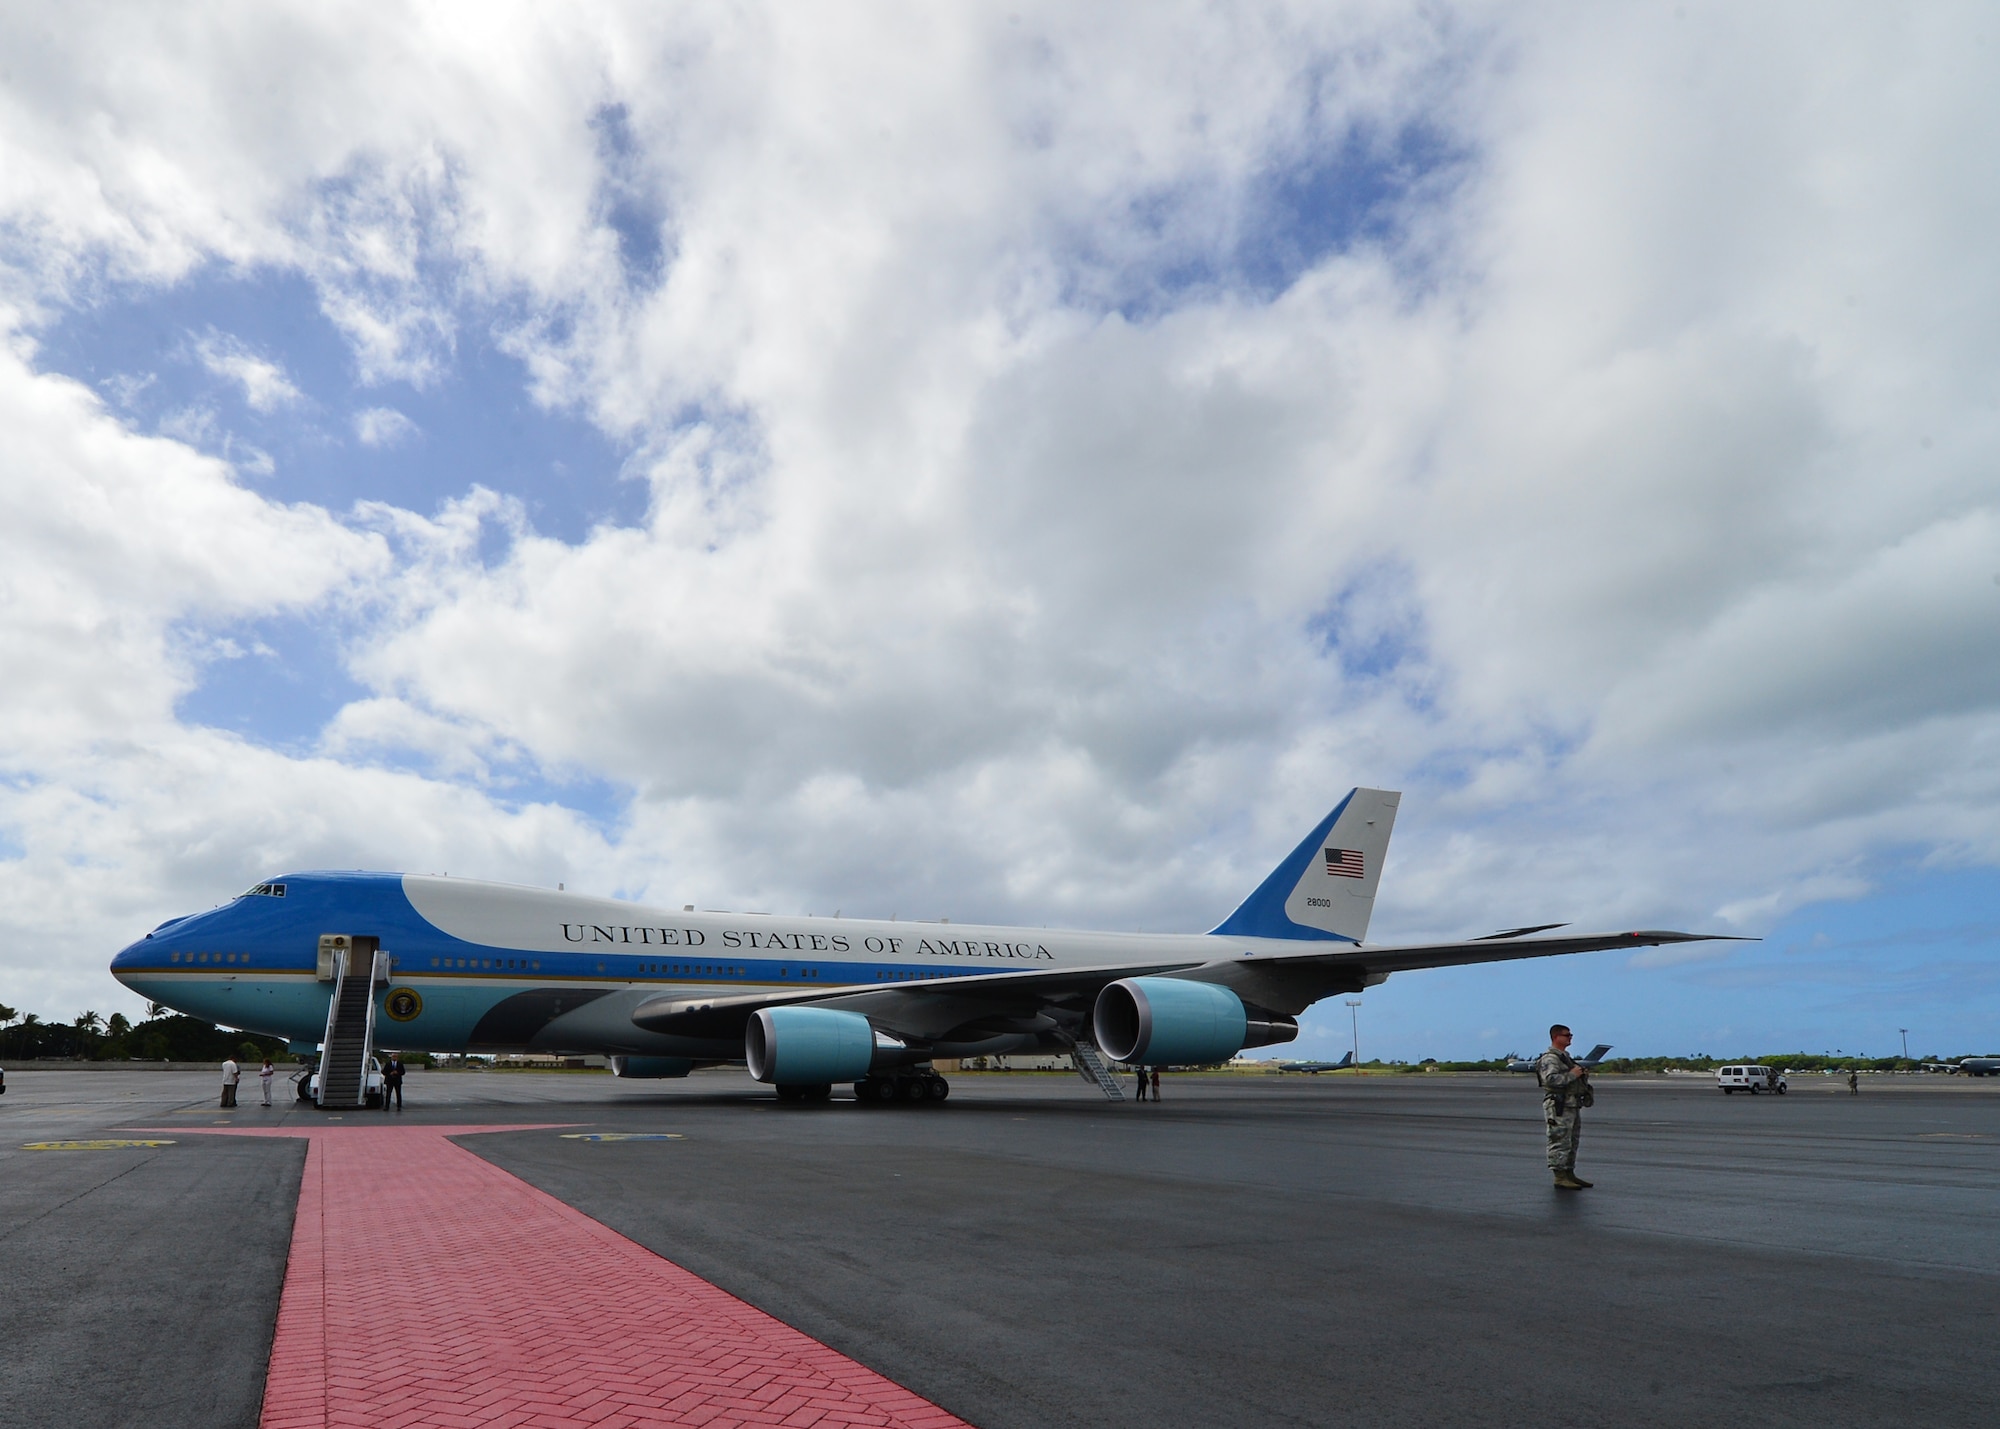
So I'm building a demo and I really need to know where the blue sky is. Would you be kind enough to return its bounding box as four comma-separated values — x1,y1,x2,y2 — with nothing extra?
1337,864,2000,1063
1,5,1996,1056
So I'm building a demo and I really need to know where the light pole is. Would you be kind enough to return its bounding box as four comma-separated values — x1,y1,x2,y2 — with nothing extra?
1900,1028,1910,1060
1345,999,1363,1065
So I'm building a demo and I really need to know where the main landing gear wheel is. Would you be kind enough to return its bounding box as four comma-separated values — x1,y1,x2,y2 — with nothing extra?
853,1070,949,1105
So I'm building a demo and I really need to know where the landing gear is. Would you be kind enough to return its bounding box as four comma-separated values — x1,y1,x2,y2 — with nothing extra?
773,1083,834,1104
852,1070,950,1105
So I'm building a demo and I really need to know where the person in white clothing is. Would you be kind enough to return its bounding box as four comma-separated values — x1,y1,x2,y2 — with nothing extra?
259,1058,276,1106
220,1057,240,1108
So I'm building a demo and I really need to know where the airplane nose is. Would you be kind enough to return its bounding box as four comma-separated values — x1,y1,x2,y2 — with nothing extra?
111,915,192,974
110,938,152,982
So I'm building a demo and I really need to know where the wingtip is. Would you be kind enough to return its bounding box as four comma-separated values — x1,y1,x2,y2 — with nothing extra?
1624,930,1758,943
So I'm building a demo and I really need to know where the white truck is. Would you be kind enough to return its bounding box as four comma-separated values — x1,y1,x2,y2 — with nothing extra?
1716,1064,1788,1095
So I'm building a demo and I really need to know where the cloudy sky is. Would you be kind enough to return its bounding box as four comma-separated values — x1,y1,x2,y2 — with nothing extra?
3,3,1997,1060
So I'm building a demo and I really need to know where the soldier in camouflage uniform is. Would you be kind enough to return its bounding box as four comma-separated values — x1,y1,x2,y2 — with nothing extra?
1536,1025,1593,1190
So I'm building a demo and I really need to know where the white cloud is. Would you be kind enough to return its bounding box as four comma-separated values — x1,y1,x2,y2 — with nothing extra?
353,405,418,447
192,329,303,411
1,4,1999,1043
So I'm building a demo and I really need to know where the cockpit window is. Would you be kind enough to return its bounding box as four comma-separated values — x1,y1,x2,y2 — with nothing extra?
241,882,288,898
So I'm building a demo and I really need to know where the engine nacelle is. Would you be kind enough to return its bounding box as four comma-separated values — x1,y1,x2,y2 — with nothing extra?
746,1007,876,1084
609,1056,694,1079
1093,977,1296,1066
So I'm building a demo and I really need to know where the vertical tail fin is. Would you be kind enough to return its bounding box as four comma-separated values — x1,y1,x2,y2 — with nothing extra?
1210,788,1401,943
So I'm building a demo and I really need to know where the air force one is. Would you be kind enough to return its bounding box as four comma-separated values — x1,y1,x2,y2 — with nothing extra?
111,788,1729,1105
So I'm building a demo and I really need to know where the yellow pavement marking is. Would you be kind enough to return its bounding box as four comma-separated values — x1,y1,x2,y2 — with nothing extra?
559,1132,686,1142
22,1139,176,1151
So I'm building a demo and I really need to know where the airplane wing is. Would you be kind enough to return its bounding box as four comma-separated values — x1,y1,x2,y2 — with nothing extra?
1148,929,1743,1017
631,928,1742,1039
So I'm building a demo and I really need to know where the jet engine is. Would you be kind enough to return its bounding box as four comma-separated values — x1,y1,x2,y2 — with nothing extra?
608,1056,695,1078
745,1007,876,1084
1093,977,1297,1066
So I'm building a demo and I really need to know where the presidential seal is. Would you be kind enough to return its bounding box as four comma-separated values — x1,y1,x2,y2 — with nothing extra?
384,986,424,1022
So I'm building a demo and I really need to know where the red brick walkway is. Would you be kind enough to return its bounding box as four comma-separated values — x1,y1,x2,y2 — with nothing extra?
151,1125,970,1429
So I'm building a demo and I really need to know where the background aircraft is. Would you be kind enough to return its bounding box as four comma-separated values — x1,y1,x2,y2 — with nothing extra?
112,789,1725,1105
1507,1044,1613,1074
1276,1052,1356,1073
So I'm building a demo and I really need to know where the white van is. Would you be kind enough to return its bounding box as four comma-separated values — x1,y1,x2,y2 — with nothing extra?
1716,1064,1787,1095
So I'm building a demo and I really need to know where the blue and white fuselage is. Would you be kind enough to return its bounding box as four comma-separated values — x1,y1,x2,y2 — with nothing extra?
111,869,1279,1060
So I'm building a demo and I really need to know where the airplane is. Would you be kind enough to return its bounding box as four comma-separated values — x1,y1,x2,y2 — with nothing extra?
1952,1057,2000,1077
1507,1043,1612,1074
1276,1052,1355,1073
110,788,1732,1105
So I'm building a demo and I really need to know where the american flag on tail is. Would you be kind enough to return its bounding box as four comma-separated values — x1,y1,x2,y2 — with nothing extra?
1324,848,1365,879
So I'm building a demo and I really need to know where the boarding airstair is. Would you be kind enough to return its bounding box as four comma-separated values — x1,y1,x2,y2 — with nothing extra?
1068,1038,1126,1101
316,934,387,1109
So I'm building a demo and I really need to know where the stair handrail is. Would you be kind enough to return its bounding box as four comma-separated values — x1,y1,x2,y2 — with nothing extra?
317,947,351,1102
357,949,390,1102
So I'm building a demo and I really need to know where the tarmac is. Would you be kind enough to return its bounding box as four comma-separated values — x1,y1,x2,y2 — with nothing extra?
3,1066,1998,1428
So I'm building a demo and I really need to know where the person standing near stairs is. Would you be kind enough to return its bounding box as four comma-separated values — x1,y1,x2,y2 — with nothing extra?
382,1054,405,1111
